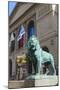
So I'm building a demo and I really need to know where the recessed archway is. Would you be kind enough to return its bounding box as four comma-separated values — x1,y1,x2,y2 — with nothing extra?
28,20,36,39
9,59,12,78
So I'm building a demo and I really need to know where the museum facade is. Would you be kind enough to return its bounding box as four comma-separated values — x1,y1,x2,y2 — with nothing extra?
9,3,58,80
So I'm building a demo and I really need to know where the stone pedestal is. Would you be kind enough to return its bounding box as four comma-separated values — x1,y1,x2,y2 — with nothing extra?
24,75,58,87
35,75,58,86
8,75,58,89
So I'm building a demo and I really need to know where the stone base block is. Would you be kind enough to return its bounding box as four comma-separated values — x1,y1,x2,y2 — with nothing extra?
24,75,58,87
8,75,58,89
8,80,24,89
35,75,58,86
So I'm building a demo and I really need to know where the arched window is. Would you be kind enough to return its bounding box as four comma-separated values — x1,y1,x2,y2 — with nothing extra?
42,46,49,52
10,32,15,52
28,20,36,39
9,59,12,78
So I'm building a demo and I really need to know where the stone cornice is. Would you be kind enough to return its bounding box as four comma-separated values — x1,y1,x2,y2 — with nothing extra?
9,3,34,25
9,4,46,28
9,4,57,33
9,3,27,23
9,5,36,33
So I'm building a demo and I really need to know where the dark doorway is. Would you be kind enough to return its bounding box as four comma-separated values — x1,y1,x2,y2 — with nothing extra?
28,20,36,39
9,59,12,79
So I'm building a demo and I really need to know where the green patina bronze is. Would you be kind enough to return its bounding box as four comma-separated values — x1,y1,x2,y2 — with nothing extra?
26,35,56,76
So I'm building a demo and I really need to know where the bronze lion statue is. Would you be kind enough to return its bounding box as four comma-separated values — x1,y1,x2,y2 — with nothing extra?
27,35,56,75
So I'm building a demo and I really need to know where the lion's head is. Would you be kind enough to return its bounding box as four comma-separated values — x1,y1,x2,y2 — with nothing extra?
27,35,40,51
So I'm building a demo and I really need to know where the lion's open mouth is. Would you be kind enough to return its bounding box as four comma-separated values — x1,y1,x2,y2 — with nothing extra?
30,45,36,50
